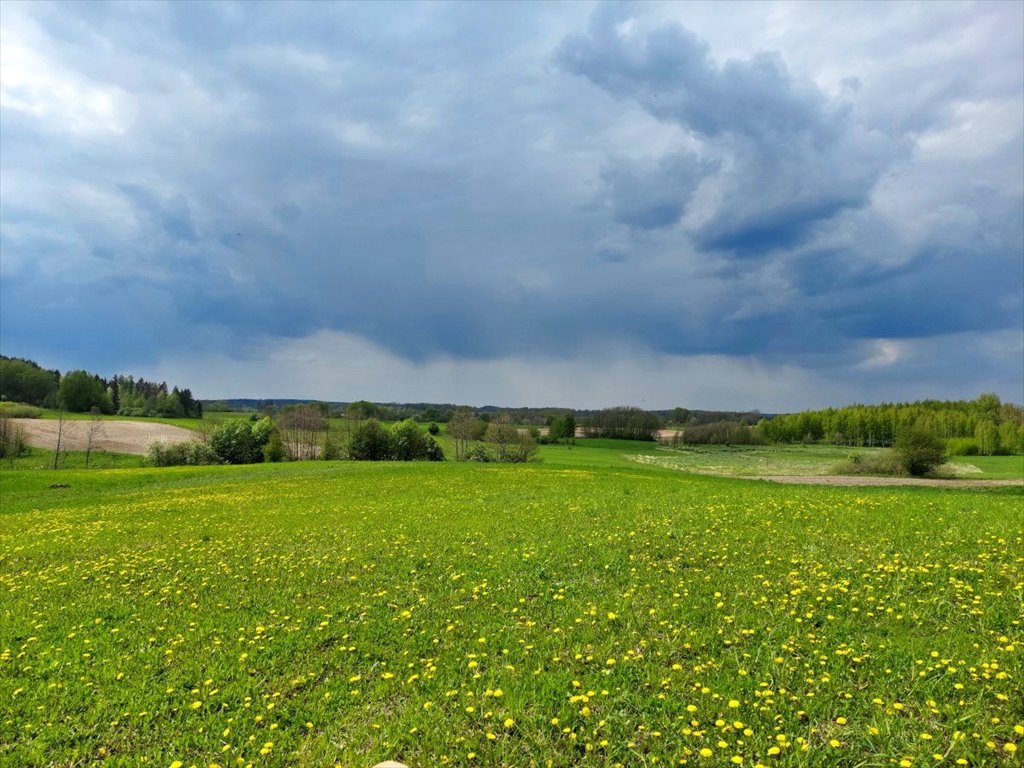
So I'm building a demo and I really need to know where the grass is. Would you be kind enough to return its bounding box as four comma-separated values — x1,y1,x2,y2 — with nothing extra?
943,454,1024,479
1,447,1021,767
1,447,146,471
0,402,44,418
630,443,1024,480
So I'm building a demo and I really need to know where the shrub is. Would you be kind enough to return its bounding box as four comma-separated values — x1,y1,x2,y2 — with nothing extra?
0,418,30,460
148,440,219,467
946,438,980,457
322,433,343,461
423,436,445,461
0,402,43,418
391,419,429,461
210,420,264,465
251,416,275,446
348,419,393,461
263,431,286,462
464,444,493,462
894,426,946,477
427,422,440,436
832,451,904,476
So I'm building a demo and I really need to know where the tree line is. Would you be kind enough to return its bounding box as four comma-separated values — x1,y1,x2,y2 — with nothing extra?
150,405,540,467
758,394,1023,455
0,356,202,418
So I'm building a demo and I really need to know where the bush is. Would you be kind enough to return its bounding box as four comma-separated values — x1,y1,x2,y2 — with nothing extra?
322,433,343,461
464,444,494,462
263,431,286,462
946,438,980,457
210,420,264,465
427,422,440,436
0,402,43,418
0,418,30,460
348,419,393,461
251,416,275,446
832,451,904,476
391,419,429,461
424,437,445,461
148,440,219,467
894,426,946,477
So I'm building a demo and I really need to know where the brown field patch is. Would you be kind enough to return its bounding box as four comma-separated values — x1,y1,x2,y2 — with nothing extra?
9,418,198,455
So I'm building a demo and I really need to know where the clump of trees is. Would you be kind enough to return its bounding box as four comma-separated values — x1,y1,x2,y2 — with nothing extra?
0,357,59,406
348,419,445,462
669,421,761,446
463,418,537,463
584,406,661,440
59,371,114,413
113,375,202,418
0,356,202,418
277,403,329,460
448,408,486,460
833,425,948,477
149,417,274,467
543,412,576,444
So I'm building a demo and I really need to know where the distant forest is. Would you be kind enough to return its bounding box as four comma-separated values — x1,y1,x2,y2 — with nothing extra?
204,398,766,428
759,395,1024,454
0,356,202,418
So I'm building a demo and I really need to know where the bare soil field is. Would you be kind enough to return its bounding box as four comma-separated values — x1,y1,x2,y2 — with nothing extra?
748,474,1024,488
10,418,197,455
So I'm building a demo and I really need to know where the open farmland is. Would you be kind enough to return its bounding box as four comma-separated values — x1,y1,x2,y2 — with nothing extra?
1,458,1021,767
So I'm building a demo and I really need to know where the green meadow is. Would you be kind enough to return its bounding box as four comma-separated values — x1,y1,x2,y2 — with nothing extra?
622,444,1024,481
1,446,1022,767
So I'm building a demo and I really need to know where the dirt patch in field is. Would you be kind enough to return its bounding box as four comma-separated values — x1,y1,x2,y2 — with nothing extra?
9,418,198,456
745,475,1023,488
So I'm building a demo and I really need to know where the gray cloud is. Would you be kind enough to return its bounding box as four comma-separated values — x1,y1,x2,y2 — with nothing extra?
1,1,1021,408
601,152,713,230
559,4,906,255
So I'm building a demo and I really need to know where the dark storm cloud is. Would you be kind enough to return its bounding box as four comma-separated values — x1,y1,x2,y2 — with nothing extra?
601,152,714,230
558,4,905,255
1,1,1021,406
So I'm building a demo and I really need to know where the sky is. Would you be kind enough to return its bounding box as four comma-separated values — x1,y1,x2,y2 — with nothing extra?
1,0,1022,411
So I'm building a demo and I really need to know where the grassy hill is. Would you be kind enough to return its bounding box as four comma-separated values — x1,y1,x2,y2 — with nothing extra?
2,444,1021,766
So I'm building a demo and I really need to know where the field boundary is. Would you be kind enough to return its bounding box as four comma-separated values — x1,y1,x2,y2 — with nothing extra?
743,474,1024,487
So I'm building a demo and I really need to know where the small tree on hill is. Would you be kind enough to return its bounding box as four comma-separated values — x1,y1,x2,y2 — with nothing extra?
894,426,945,477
